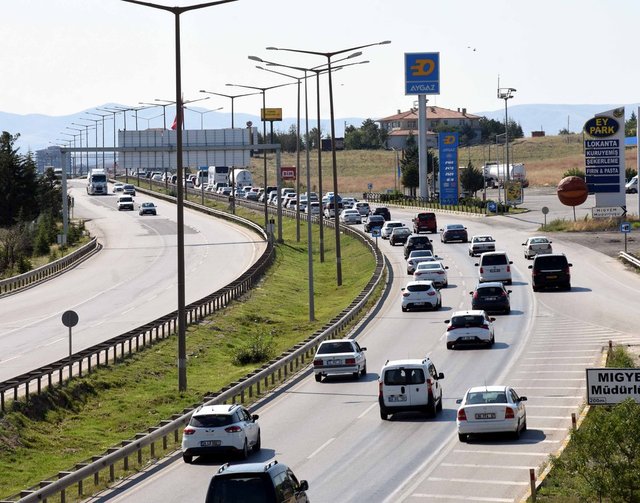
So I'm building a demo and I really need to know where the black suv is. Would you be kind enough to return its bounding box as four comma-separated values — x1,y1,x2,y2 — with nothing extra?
205,460,309,503
529,253,572,291
364,214,386,232
372,206,391,221
404,234,434,259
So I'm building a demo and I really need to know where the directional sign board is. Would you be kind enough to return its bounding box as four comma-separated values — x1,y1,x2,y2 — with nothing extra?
587,368,640,405
405,52,440,95
592,206,625,218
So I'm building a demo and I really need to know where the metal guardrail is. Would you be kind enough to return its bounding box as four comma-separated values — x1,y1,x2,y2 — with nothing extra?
619,251,640,268
0,237,100,297
3,187,386,503
364,192,491,214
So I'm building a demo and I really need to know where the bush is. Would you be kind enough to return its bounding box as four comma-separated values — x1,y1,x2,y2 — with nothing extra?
562,168,585,180
233,333,275,365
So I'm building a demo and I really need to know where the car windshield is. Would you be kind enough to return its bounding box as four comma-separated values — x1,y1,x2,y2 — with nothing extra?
475,236,493,242
535,256,568,268
318,341,354,354
481,254,507,265
447,225,464,230
451,315,485,327
410,251,433,259
466,391,507,405
406,283,433,292
207,477,269,503
384,368,425,385
190,414,233,428
477,286,505,296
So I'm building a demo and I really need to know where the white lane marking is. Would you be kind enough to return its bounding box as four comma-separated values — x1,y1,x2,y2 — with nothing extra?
121,307,135,315
357,403,377,419
427,477,528,486
1,355,19,363
527,415,572,419
412,494,513,502
526,405,577,409
307,437,335,459
523,356,595,361
526,350,596,354
510,378,584,381
513,370,584,374
454,449,547,457
440,462,535,469
519,363,589,366
44,337,65,346
537,427,567,431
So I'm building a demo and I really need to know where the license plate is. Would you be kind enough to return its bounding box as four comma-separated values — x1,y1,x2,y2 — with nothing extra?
489,268,500,273
546,275,557,279
484,297,497,301
463,336,475,341
326,359,342,365
413,302,425,306
475,413,496,419
389,395,407,402
200,440,221,447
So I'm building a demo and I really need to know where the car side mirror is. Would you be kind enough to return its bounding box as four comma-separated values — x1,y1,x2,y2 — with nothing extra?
469,291,473,295
509,261,513,264
455,398,462,404
521,243,526,246
299,480,309,491
507,290,512,294
444,266,449,269
490,317,496,322
444,319,450,323
438,372,444,379
474,263,479,267
401,287,406,291
568,263,573,267
528,265,533,269
361,347,367,351
252,414,259,420
519,396,527,402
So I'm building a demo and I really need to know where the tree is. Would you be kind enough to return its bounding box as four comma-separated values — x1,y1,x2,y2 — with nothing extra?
344,119,387,149
625,111,637,137
459,162,484,196
400,134,419,195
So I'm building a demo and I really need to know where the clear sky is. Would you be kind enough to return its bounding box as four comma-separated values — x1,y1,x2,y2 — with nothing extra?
3,0,640,121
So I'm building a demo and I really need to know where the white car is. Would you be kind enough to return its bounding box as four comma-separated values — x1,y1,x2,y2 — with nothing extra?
313,339,367,382
456,385,528,442
355,201,371,216
522,236,553,259
306,201,321,215
401,280,441,311
339,208,362,224
381,221,406,239
406,249,439,275
475,251,513,284
181,404,261,463
444,310,495,349
413,261,449,287
112,182,124,193
468,235,496,256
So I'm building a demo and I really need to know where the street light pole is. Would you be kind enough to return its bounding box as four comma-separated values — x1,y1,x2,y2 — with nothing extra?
87,112,112,170
184,106,223,129
266,41,390,286
199,90,262,128
497,87,516,208
72,122,93,172
122,0,238,393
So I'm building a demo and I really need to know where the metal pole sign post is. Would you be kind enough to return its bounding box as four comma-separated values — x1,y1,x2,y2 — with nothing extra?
620,221,631,252
541,206,549,229
61,310,79,376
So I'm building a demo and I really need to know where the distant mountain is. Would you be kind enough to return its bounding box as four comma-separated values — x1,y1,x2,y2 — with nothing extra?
476,103,640,137
3,103,639,153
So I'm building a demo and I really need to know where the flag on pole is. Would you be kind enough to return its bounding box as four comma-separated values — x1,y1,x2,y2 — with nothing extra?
171,115,177,130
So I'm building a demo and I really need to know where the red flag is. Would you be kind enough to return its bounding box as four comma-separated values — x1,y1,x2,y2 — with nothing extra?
171,115,177,130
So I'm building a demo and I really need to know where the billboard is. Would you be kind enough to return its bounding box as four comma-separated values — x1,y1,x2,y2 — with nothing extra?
404,52,440,95
587,368,640,405
438,132,458,205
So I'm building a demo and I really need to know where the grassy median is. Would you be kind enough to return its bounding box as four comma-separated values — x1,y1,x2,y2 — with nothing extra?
0,209,378,498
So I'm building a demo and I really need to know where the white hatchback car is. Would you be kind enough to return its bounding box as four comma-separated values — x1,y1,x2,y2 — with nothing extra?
456,385,527,442
413,261,449,287
181,404,261,463
475,251,512,284
522,236,553,259
444,310,495,349
339,208,362,224
401,280,441,311
381,221,406,239
406,250,438,275
313,339,367,382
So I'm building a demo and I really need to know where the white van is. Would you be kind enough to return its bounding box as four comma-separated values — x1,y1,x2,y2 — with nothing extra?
378,357,444,420
475,251,513,285
626,175,638,194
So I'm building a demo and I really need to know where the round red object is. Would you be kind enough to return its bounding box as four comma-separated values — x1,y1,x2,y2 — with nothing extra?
557,176,588,206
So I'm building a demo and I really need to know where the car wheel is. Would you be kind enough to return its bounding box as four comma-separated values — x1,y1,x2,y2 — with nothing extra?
314,374,322,382
436,396,443,412
532,285,539,292
468,250,472,256
380,408,389,420
239,439,249,460
446,342,454,350
353,370,360,378
253,431,261,452
361,364,367,376
443,282,448,288
522,418,527,432
426,400,437,418
402,306,408,312
183,454,193,464
490,335,495,346
565,283,571,291
458,433,468,442
506,280,512,285
505,307,511,314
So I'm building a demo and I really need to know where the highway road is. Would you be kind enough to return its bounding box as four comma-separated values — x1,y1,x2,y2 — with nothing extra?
92,197,640,503
0,180,266,382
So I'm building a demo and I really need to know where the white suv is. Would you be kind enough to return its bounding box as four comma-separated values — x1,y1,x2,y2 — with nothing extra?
475,251,513,284
181,404,260,463
378,357,445,420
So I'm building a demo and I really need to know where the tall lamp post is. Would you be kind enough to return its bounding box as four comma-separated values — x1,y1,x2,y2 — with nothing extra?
99,107,127,178
267,41,390,286
122,0,238,393
140,100,173,130
71,122,94,172
184,105,223,129
61,131,80,176
86,112,113,170
79,117,103,170
225,81,296,231
138,113,165,129
198,90,262,128
497,87,516,208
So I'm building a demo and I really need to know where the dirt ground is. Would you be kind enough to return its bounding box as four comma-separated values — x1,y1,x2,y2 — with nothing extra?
547,230,639,259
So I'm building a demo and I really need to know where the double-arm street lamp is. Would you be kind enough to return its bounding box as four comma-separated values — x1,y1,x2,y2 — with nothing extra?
149,96,210,129
71,122,94,171
86,112,113,171
184,105,223,129
266,41,390,286
199,90,262,128
225,80,296,231
497,87,516,207
60,131,80,176
122,0,238,392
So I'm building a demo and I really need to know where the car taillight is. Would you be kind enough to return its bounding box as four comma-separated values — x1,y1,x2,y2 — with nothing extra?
313,359,323,367
427,290,435,296
402,292,410,297
506,265,511,272
426,378,433,393
479,267,484,274
447,325,457,331
345,358,356,365
472,291,479,299
457,408,467,421
500,290,507,297
378,381,383,398
505,407,515,419
482,324,489,329
225,425,243,433
563,266,570,274
183,427,196,436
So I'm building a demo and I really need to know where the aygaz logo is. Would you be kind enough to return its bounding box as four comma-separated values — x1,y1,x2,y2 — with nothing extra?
410,58,436,77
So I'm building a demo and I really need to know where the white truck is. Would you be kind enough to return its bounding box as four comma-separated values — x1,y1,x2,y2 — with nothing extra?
483,162,526,186
229,168,253,189
86,168,108,195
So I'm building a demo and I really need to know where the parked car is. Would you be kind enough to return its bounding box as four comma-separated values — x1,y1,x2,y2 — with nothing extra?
378,357,444,420
381,220,406,239
412,211,437,233
468,235,496,256
312,339,367,382
475,251,513,284
445,310,496,349
122,184,136,196
440,223,468,243
404,234,434,259
372,206,391,221
355,201,371,216
205,460,309,503
401,280,442,311
138,202,157,216
413,261,448,287
470,282,512,314
390,227,412,246
339,208,362,224
456,385,527,442
406,249,438,275
529,253,572,291
522,236,553,259
364,214,386,232
181,404,260,463
625,175,638,193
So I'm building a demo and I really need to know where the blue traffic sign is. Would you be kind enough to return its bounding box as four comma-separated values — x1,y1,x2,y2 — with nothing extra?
487,201,497,213
620,222,631,233
405,52,440,95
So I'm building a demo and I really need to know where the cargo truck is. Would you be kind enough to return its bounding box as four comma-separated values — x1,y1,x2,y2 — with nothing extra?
86,168,108,195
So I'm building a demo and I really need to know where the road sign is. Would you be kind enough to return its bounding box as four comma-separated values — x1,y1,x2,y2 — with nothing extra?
371,229,381,238
280,166,296,181
261,108,282,121
592,206,625,218
620,221,631,233
587,368,640,405
367,183,373,191
404,52,440,95
541,206,549,215
487,201,497,213
198,166,208,171
61,310,79,327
